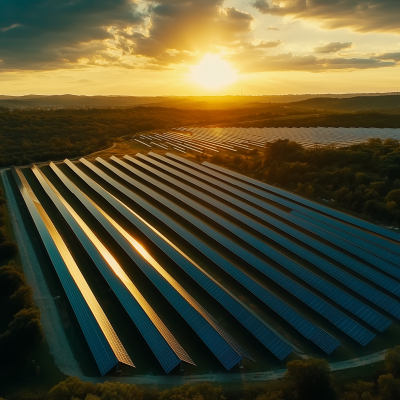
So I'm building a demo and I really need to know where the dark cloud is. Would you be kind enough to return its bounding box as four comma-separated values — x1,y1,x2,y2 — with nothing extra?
122,2,254,64
377,52,400,62
314,42,353,53
229,51,397,73
254,40,283,49
0,0,143,70
252,0,400,33
0,0,255,70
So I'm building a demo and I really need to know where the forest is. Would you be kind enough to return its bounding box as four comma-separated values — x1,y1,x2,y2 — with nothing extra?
3,346,400,400
1,106,400,167
207,138,400,226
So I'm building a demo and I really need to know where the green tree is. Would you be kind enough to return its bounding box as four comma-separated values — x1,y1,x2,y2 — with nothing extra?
285,358,336,400
97,382,143,400
256,391,284,400
377,374,400,400
0,264,25,299
47,377,97,400
385,346,400,376
0,241,18,261
386,189,400,207
159,383,225,400
0,307,43,365
342,380,375,400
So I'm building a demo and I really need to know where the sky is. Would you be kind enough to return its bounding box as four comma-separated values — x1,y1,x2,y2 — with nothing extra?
1,0,400,96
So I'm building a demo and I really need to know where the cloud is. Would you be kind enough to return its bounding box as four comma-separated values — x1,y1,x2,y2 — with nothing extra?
314,42,353,54
253,40,283,49
376,52,400,61
252,0,400,34
121,2,255,65
0,0,144,70
0,1,256,71
229,51,397,73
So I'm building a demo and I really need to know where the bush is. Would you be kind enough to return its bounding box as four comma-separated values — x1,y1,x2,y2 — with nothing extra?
286,358,336,400
0,241,18,260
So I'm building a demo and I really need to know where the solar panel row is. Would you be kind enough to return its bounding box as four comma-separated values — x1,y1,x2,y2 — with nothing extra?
55,161,248,370
33,164,195,373
165,154,400,269
97,156,341,353
11,166,134,376
162,153,400,256
124,154,392,330
202,162,400,245
106,156,374,347
56,160,295,361
152,154,400,290
291,211,400,272
181,127,400,151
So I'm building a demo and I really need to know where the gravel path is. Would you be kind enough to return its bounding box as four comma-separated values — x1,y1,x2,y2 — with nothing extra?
0,170,389,385
1,171,83,378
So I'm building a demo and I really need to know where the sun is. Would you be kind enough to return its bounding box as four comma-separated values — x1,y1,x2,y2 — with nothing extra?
190,54,237,89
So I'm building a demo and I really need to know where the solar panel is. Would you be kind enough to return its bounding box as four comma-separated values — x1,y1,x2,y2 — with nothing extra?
201,161,400,245
165,154,400,268
292,211,400,270
124,154,393,329
154,154,400,285
32,164,195,373
103,156,377,348
55,162,295,361
54,161,247,370
11,166,134,376
97,157,342,353
82,159,342,354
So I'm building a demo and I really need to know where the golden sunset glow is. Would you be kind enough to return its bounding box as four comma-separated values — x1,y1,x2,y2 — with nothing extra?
190,54,237,89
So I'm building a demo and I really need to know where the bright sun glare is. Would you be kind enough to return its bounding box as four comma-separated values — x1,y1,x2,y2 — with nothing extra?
190,54,237,89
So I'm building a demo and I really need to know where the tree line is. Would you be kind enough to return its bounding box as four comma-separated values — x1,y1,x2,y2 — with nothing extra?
3,347,400,400
0,184,43,376
205,138,400,226
2,107,400,168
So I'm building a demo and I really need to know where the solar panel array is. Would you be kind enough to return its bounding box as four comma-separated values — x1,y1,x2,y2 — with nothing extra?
153,154,400,301
71,159,294,361
98,156,341,353
174,127,400,149
9,134,400,375
202,162,400,244
118,155,389,333
11,166,134,376
56,160,249,371
32,164,195,373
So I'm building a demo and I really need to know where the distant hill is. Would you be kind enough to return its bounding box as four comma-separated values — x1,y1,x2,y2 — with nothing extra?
1,93,400,110
293,95,400,112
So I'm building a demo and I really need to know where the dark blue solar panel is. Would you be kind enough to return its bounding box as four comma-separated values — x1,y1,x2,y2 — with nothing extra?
292,211,400,272
201,161,400,244
11,168,120,376
103,156,376,348
35,165,192,373
95,157,342,354
128,154,395,328
60,161,246,370
163,154,400,268
152,154,400,287
50,163,294,361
